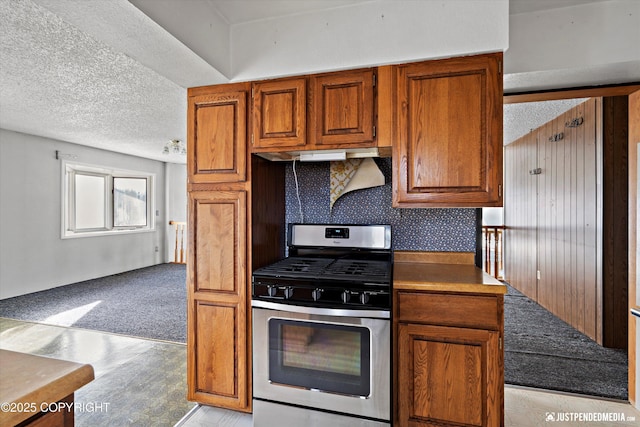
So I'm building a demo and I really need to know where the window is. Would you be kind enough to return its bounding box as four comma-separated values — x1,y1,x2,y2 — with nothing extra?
63,162,154,238
113,177,148,227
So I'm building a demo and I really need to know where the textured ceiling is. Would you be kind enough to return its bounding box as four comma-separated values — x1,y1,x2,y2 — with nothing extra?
0,0,633,164
504,98,588,145
0,0,190,163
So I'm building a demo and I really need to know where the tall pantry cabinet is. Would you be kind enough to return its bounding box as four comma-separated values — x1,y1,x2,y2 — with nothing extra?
186,83,284,411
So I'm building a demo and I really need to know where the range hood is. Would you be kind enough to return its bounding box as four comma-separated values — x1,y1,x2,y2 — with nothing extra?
254,146,391,162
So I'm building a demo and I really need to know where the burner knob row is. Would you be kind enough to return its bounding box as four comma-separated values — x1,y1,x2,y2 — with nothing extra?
265,285,373,305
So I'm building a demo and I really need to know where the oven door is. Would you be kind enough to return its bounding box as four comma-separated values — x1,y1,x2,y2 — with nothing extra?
252,301,390,422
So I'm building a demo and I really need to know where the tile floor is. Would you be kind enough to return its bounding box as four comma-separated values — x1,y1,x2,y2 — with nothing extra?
0,318,194,426
2,317,639,427
176,388,640,427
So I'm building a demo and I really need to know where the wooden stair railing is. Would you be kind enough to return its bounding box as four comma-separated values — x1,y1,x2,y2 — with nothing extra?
169,221,186,264
482,225,505,280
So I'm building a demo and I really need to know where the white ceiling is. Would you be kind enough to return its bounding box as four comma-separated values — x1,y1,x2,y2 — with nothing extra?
211,0,376,24
0,0,635,164
509,0,606,14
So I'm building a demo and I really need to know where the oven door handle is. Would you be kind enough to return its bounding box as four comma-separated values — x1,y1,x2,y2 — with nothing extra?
251,300,390,319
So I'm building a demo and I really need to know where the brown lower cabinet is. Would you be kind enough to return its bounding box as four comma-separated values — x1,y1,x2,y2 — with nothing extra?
187,190,250,410
394,290,504,427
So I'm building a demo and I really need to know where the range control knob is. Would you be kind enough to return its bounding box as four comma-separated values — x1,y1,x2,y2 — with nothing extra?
359,292,370,305
341,290,352,304
284,287,294,299
267,285,277,297
312,288,323,301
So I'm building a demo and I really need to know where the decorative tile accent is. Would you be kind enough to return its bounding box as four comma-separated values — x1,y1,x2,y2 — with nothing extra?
285,158,477,251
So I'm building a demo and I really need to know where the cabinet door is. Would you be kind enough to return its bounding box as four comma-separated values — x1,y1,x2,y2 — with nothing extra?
252,78,306,149
188,89,247,184
187,190,249,411
393,53,503,207
309,69,375,147
397,323,502,427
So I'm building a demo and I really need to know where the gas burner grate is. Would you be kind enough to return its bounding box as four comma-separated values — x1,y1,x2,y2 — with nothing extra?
253,257,391,284
254,257,334,278
325,259,390,280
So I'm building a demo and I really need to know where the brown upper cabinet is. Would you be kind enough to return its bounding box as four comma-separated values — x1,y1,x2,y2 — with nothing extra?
308,69,375,147
187,83,249,184
251,77,307,149
251,69,377,153
392,52,503,207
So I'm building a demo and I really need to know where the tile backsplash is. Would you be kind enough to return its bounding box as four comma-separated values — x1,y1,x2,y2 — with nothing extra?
285,158,477,251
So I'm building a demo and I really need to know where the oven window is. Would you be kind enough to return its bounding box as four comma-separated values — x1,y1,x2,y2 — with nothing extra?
268,319,371,397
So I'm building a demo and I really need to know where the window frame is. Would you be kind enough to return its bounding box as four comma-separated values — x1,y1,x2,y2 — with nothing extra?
62,161,155,239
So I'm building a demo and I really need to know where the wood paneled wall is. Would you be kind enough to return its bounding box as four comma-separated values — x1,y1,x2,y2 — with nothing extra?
505,97,629,349
504,129,538,298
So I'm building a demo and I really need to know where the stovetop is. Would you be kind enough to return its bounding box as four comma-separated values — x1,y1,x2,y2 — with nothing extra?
252,256,391,283
252,224,392,310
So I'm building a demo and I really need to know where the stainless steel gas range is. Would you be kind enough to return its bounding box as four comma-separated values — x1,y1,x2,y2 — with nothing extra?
251,224,392,427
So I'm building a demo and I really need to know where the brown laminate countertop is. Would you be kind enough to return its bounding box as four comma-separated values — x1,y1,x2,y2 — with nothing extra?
0,349,94,426
394,262,507,295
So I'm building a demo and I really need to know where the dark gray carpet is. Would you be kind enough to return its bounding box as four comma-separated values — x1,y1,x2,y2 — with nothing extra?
0,268,628,398
504,284,628,400
0,264,186,343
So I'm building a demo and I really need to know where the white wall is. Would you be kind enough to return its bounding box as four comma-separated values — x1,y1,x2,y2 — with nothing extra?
0,129,172,299
165,163,187,263
230,0,509,81
505,0,640,91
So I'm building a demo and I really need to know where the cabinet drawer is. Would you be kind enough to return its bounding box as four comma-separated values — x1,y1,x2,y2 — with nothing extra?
396,291,501,330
